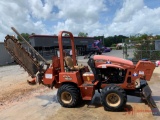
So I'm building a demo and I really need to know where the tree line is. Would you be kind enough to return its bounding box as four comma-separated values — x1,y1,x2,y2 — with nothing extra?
17,33,35,42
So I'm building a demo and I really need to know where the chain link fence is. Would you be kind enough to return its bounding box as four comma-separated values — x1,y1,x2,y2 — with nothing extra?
123,39,160,62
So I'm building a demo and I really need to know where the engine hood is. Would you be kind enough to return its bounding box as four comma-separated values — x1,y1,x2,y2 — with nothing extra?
93,55,134,69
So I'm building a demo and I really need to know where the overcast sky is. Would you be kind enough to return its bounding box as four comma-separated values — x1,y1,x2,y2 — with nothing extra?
0,0,160,41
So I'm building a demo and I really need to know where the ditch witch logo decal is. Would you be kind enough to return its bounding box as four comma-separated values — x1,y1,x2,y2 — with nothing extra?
63,75,72,80
133,72,138,77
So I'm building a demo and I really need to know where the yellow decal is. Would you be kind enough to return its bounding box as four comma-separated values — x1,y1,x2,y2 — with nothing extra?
87,77,90,81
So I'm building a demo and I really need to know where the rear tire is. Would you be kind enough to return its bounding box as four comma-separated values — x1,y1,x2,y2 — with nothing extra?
57,84,80,108
101,85,127,111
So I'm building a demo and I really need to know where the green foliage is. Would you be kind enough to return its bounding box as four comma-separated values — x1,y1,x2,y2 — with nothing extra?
133,40,154,60
103,35,128,47
134,44,160,60
94,36,104,40
31,33,36,35
78,32,88,37
111,44,117,47
17,33,30,42
128,33,157,41
129,34,160,60
155,35,160,39
63,33,70,36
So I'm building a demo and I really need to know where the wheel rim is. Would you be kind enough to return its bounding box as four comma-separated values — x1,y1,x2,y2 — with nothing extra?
106,93,121,107
61,92,72,104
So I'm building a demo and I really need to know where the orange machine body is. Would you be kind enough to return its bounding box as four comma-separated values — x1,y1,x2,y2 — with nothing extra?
43,31,155,101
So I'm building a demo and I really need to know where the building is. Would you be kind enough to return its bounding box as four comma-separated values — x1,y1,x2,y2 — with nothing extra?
29,35,95,57
0,42,14,65
0,35,95,65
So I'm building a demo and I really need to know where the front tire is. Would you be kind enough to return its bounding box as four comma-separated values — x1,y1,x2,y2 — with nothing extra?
101,85,127,111
57,84,80,108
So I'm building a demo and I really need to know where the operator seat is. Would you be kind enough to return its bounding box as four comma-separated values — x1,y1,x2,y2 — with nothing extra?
64,56,84,71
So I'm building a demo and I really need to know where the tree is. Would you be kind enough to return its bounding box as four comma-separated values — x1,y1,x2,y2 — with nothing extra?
31,33,36,35
17,33,30,42
127,33,160,60
64,33,70,36
156,35,160,39
78,32,88,37
102,35,128,47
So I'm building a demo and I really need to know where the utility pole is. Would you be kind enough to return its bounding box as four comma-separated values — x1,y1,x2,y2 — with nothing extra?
102,34,104,46
122,39,124,58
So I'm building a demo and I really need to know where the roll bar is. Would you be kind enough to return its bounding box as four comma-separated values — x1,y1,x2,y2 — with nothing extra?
58,31,76,72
